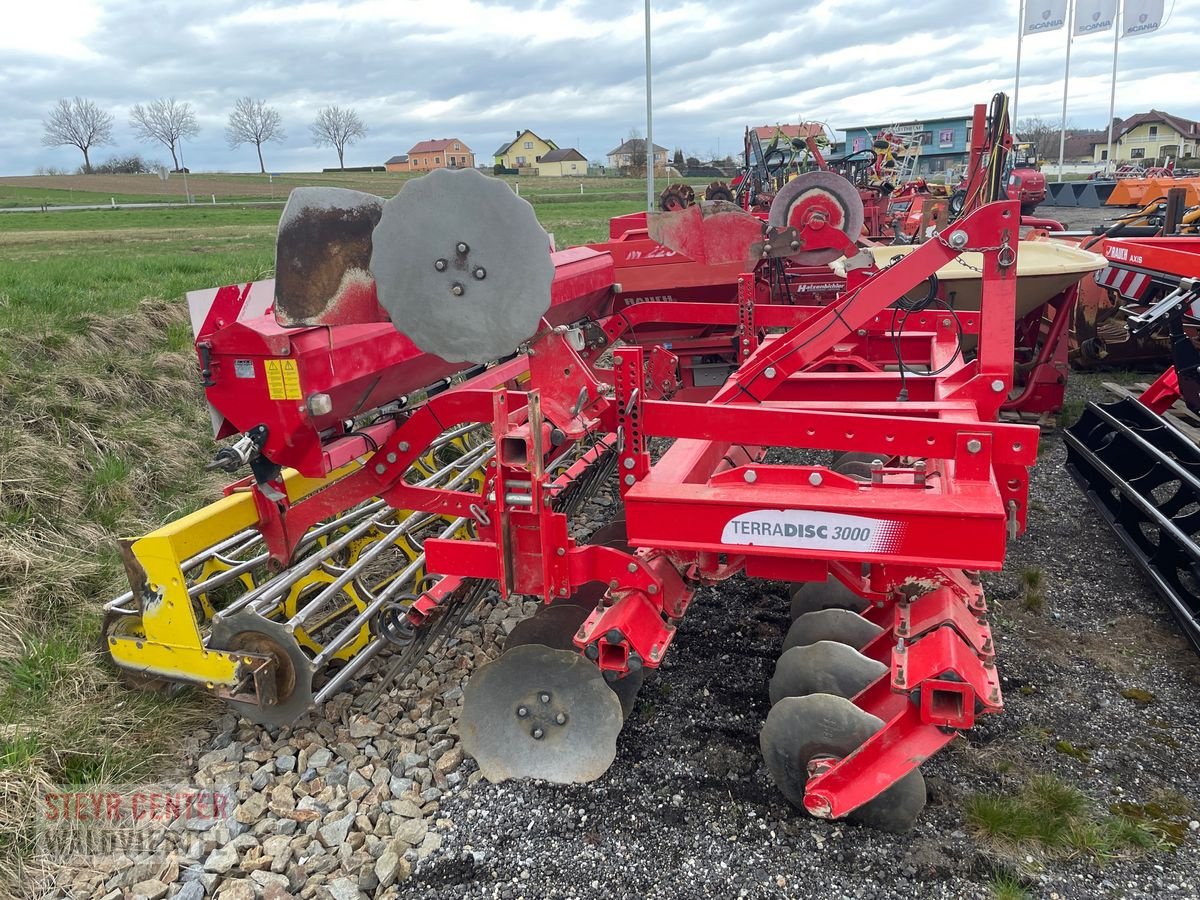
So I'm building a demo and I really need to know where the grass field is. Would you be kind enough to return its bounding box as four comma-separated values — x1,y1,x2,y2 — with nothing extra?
0,178,655,884
0,171,704,209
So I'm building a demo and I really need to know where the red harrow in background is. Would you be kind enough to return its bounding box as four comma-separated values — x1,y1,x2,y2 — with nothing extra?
106,97,1104,831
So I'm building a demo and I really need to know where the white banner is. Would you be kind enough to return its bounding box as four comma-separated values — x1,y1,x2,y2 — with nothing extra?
1123,0,1165,36
1074,0,1117,34
1024,0,1068,34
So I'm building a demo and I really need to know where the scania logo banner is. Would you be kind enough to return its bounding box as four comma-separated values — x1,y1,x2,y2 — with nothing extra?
1024,0,1067,33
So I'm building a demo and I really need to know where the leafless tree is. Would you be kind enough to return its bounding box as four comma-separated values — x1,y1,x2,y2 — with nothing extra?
626,128,647,176
310,106,367,170
1015,116,1064,155
42,97,114,173
129,98,198,171
226,97,286,174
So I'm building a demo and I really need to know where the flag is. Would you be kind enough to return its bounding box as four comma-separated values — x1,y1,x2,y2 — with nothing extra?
1024,0,1068,34
1123,0,1165,36
1074,0,1116,34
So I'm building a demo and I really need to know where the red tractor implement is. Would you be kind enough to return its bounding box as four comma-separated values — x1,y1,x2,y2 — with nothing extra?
106,96,1105,831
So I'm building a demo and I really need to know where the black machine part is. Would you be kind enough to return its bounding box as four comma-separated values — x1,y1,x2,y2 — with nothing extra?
1064,396,1200,653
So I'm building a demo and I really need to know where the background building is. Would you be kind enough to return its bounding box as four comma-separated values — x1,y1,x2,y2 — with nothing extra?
406,139,474,172
1091,110,1200,164
606,138,668,173
384,154,408,172
536,148,587,177
493,129,558,170
838,115,973,176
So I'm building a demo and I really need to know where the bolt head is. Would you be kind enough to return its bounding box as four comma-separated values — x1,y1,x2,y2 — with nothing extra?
434,258,447,271
624,474,636,486
516,706,529,718
809,472,823,486
991,379,1005,392
555,712,567,725
531,727,544,740
967,439,982,454
386,452,398,464
744,469,757,483
539,692,551,704
627,562,638,573
374,463,386,475
451,283,464,296
456,242,469,254
473,266,486,280
948,230,968,249
764,366,777,379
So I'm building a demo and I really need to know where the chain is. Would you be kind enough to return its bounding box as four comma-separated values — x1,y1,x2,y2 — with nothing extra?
932,231,1016,273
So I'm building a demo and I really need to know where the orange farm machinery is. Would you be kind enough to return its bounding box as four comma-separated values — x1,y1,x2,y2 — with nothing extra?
106,97,1105,831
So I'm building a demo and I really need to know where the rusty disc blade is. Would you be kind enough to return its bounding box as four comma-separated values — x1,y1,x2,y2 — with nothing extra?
210,611,317,728
274,187,384,326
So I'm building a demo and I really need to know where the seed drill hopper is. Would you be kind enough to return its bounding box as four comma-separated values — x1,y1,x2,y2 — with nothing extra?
106,97,1102,830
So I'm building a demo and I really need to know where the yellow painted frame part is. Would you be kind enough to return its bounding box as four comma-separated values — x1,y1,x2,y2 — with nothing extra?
107,463,358,688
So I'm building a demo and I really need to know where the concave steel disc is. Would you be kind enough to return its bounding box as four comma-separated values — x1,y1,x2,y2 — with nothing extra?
768,641,887,705
370,168,554,364
210,611,317,728
760,693,926,832
274,187,384,326
768,171,865,266
460,644,623,783
505,604,592,652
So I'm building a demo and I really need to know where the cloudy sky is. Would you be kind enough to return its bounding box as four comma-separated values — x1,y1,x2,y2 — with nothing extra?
1,0,1195,175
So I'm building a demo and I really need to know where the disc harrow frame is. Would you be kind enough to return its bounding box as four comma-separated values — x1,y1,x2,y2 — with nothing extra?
105,97,1088,829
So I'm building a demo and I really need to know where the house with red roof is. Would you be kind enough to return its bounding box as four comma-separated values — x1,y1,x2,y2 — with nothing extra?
406,139,475,172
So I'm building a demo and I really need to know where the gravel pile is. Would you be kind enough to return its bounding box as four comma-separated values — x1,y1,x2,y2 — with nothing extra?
49,371,1200,900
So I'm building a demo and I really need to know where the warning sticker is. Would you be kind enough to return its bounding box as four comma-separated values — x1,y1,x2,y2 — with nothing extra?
721,509,904,553
234,359,255,379
264,359,302,400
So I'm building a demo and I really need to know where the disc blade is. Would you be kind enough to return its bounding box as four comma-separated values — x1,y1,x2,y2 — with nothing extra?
767,171,865,266
460,644,623,783
210,611,317,727
789,576,869,620
783,608,883,652
760,693,926,832
370,169,554,364
769,641,886,705
505,603,592,652
274,187,385,326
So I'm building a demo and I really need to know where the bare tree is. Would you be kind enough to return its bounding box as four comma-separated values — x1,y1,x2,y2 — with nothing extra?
42,97,114,173
226,97,286,174
626,128,647,176
130,98,198,171
311,106,366,170
1015,116,1063,155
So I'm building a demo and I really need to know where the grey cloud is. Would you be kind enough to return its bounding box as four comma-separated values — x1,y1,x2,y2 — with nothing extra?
3,0,1197,175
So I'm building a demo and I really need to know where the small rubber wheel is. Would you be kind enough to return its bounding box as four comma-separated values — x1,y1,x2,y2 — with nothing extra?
789,577,869,620
760,693,927,832
769,641,887,704
783,608,883,653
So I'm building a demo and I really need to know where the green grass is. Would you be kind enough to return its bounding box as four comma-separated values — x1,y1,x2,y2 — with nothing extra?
989,872,1030,900
0,179,645,885
965,774,1179,861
